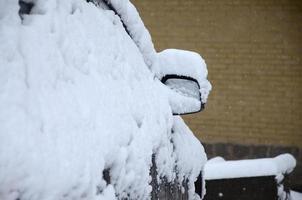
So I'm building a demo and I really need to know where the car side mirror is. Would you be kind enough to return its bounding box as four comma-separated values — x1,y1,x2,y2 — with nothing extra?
154,49,211,115
161,75,204,115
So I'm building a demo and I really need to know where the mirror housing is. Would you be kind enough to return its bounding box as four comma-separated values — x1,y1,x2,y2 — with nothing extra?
154,49,211,115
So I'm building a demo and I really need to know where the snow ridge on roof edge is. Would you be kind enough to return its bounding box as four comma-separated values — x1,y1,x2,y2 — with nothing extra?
106,0,157,68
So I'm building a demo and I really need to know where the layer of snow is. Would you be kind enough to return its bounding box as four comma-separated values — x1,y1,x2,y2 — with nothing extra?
155,49,211,104
205,156,225,164
104,2,212,104
205,154,296,200
0,0,209,200
171,117,207,200
204,154,296,180
106,0,156,67
291,191,302,200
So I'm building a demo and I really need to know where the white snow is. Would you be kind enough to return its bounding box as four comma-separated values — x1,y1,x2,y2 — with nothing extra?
0,0,210,200
205,154,297,200
205,156,225,164
204,154,296,180
155,49,211,104
291,191,302,200
103,2,212,104
170,117,207,200
105,0,157,67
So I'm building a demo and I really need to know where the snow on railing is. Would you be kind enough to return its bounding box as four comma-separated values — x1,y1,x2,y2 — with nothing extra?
204,154,296,180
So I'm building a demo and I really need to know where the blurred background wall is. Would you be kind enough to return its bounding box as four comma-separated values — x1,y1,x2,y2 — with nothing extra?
132,0,302,190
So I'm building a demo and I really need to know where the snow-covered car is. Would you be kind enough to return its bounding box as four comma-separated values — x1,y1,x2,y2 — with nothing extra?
204,154,297,200
0,0,211,200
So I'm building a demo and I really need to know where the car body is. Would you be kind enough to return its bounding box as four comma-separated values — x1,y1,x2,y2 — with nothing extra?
0,0,211,199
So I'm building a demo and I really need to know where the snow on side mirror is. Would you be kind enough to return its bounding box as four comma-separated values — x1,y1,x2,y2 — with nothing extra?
155,49,211,115
161,75,204,115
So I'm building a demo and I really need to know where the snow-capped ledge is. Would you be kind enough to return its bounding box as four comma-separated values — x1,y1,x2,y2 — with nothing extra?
204,154,296,180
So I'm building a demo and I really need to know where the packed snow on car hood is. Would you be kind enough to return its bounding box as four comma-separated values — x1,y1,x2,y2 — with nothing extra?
0,0,210,200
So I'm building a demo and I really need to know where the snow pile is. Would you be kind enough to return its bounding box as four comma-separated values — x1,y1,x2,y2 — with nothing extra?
0,0,209,200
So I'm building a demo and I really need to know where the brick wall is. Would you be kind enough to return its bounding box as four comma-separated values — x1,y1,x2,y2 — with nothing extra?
131,0,302,148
